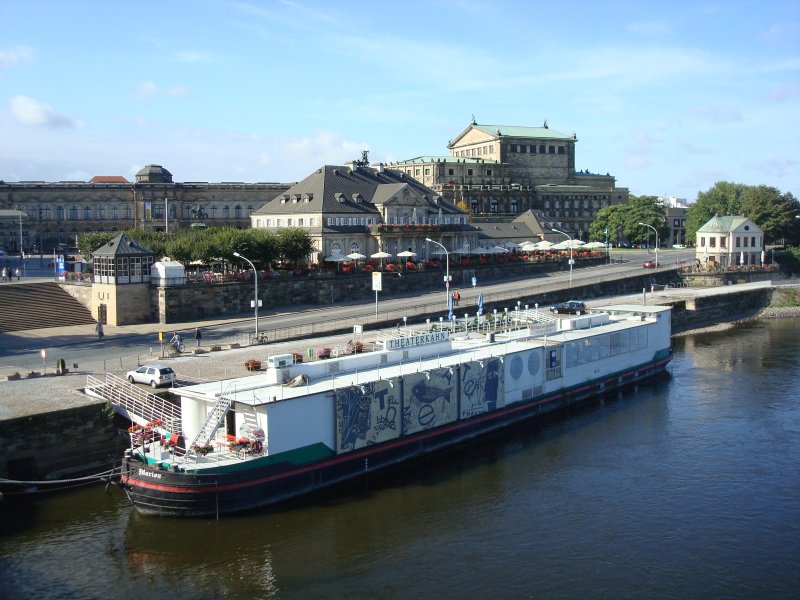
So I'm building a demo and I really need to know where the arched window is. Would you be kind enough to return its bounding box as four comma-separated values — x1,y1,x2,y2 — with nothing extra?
124,205,132,220
97,206,105,220
247,204,254,215
490,200,498,213
330,242,343,255
83,206,91,220
110,205,119,220
470,199,479,214
510,199,518,213
69,206,79,220
210,205,217,219
350,242,360,253
57,207,65,221
234,205,242,219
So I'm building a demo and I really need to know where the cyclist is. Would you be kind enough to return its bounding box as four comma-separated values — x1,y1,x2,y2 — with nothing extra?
170,331,182,353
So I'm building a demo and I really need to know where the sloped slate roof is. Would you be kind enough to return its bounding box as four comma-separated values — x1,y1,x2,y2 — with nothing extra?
90,175,130,183
92,233,154,257
253,164,459,216
696,215,755,233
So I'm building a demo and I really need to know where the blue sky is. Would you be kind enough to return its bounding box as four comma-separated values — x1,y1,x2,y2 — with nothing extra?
1,0,798,201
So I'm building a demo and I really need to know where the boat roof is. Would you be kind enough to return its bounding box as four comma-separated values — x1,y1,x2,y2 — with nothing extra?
175,305,669,407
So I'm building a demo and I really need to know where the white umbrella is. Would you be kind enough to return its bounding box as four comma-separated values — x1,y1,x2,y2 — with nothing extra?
502,241,520,249
519,242,539,252
370,251,392,259
397,250,417,258
325,254,347,262
536,240,555,250
491,246,509,253
583,241,607,249
347,252,366,260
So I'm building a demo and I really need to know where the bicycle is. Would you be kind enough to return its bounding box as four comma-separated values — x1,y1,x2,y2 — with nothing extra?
250,333,268,345
167,342,185,356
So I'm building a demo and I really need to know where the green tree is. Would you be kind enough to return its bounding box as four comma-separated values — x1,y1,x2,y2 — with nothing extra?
277,228,314,264
589,195,666,245
685,181,749,242
740,187,800,244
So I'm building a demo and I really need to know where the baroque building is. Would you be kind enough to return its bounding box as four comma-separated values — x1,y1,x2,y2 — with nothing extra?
251,154,476,263
388,119,628,240
0,165,290,254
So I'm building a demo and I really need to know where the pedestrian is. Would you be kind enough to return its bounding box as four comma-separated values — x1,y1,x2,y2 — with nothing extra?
453,289,461,306
95,322,104,341
15,267,21,281
194,327,202,347
1,267,7,282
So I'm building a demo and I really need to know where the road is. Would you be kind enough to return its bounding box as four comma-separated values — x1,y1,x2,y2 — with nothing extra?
0,249,695,374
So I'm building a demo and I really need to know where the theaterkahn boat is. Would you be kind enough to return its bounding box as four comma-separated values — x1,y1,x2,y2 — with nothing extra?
91,304,672,517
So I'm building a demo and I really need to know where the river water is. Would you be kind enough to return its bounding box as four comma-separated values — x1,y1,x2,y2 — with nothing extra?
1,320,799,599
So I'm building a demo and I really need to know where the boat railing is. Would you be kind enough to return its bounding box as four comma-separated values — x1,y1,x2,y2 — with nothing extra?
86,373,182,432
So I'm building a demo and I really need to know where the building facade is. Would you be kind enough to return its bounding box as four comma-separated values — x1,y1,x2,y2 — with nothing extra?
695,215,764,267
0,165,291,254
251,155,477,264
388,119,629,240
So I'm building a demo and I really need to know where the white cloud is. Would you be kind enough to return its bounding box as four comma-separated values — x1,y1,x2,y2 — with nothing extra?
626,20,671,36
761,83,800,102
9,95,78,128
167,85,189,97
686,105,742,124
626,156,649,169
134,81,159,100
0,46,33,68
745,157,798,178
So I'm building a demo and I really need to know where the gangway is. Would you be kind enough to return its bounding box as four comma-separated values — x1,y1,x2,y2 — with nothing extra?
85,373,181,433
186,394,233,454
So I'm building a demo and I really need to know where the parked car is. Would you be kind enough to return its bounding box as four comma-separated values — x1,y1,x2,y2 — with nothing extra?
642,260,656,269
672,244,686,248
550,300,587,315
126,364,176,388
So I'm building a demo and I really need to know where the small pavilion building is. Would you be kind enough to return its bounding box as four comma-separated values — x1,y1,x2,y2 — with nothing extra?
91,233,155,325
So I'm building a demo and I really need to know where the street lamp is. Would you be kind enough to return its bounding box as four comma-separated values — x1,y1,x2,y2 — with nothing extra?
233,251,259,338
425,238,450,308
15,206,23,257
638,222,659,268
552,228,573,287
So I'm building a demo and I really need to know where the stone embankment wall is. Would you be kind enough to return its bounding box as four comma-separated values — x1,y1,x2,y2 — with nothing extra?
154,257,608,324
0,400,118,481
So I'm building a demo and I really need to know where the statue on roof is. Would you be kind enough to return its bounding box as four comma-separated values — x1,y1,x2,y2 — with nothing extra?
543,118,548,129
471,114,476,124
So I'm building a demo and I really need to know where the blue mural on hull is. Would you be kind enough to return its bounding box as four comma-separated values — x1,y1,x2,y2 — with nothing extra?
404,369,458,435
335,380,400,453
460,357,504,418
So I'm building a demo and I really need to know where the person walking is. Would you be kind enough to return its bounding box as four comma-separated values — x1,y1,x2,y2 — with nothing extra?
194,327,202,348
453,289,461,306
15,267,21,281
1,267,7,282
95,322,104,341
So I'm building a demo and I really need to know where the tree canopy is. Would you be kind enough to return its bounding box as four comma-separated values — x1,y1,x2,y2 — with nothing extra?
589,194,667,245
77,227,315,268
686,181,800,244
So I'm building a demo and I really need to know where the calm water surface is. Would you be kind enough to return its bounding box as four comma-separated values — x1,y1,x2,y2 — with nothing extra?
1,320,799,599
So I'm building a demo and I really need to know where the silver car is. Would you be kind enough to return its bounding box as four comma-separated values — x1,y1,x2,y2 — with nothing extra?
126,364,176,388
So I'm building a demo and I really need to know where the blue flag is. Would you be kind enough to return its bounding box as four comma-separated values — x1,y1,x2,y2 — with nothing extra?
448,292,454,321
477,291,484,317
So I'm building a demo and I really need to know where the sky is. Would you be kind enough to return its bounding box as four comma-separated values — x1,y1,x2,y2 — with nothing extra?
1,0,798,201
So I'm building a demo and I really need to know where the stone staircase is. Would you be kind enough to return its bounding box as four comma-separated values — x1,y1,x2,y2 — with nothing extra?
0,282,96,332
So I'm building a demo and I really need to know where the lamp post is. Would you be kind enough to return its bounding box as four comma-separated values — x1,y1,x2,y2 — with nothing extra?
15,206,23,257
552,228,573,287
425,238,450,308
233,251,259,338
638,222,659,268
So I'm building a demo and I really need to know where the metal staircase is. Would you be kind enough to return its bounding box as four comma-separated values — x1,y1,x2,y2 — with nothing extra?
186,394,234,452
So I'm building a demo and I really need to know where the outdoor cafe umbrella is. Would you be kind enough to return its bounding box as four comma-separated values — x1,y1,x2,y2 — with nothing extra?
370,250,392,269
519,241,539,252
346,252,367,260
324,254,347,271
397,250,417,258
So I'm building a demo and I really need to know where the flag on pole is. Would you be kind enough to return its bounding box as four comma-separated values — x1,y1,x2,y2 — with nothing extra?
448,292,454,321
477,291,484,317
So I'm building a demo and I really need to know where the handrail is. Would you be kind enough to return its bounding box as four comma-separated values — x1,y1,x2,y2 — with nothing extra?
86,373,181,431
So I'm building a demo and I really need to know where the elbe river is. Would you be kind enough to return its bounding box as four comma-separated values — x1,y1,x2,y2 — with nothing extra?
1,319,798,599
